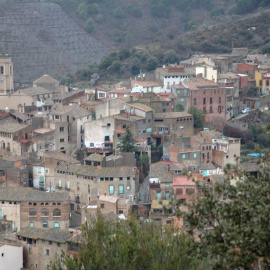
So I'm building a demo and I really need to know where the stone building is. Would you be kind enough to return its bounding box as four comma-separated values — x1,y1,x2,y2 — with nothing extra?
41,151,80,191
16,227,73,270
33,74,59,89
185,78,227,123
0,123,31,156
153,112,194,142
54,164,139,212
47,104,91,153
0,187,70,231
0,55,14,95
0,155,29,187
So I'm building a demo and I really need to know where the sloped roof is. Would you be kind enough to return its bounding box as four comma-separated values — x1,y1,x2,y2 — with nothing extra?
0,187,69,202
154,112,192,119
17,87,54,96
49,104,89,117
0,123,29,133
33,75,59,84
44,151,80,164
17,227,71,243
56,164,136,178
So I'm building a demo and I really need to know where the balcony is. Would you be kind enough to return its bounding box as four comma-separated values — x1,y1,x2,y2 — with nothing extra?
150,183,160,189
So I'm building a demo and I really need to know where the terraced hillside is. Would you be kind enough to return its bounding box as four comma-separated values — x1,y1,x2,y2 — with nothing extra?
0,3,109,83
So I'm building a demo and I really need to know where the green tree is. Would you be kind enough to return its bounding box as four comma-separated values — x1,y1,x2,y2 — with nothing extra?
147,56,158,71
181,165,270,269
125,32,134,48
131,57,141,75
77,3,88,20
109,60,122,73
88,3,99,14
114,6,125,18
163,50,179,64
120,126,138,152
51,212,208,270
176,103,185,112
188,106,204,128
84,18,95,33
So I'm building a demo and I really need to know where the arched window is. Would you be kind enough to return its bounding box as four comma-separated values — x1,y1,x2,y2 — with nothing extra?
41,208,49,217
29,208,37,217
202,146,205,150
53,208,61,217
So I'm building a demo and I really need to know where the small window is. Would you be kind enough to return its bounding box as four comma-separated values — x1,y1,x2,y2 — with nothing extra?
119,177,123,181
30,222,34,227
29,208,37,217
38,167,42,174
109,185,114,195
60,139,64,143
53,209,61,217
194,153,197,158
60,127,64,132
118,185,124,194
49,241,53,245
43,222,48,228
45,249,50,256
54,222,60,228
107,123,111,127
100,203,104,209
57,243,61,247
182,154,186,159
41,208,49,217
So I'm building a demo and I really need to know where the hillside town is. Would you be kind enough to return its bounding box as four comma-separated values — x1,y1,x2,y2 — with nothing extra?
0,48,269,269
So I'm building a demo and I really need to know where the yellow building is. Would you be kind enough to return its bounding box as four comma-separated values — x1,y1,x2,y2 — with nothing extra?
255,69,270,94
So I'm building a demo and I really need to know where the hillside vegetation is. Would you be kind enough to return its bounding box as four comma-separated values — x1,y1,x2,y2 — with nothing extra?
2,0,270,83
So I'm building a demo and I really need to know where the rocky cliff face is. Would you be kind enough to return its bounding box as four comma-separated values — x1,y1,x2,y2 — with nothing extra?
0,3,110,83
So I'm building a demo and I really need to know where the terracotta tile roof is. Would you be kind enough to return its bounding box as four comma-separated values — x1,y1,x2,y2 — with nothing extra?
17,87,55,96
50,104,89,117
52,90,84,101
33,75,59,84
127,102,152,112
0,187,69,202
56,164,137,178
17,227,71,243
34,128,54,134
199,163,216,170
84,154,105,162
183,78,219,90
131,79,163,87
172,84,187,89
10,111,30,122
173,176,196,186
149,163,174,183
0,123,29,133
99,195,118,203
154,112,192,119
44,151,80,164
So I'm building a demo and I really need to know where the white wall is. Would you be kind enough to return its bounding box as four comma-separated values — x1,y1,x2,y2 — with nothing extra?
0,245,23,270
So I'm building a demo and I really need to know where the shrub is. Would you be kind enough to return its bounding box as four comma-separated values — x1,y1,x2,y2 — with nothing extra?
84,18,95,33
